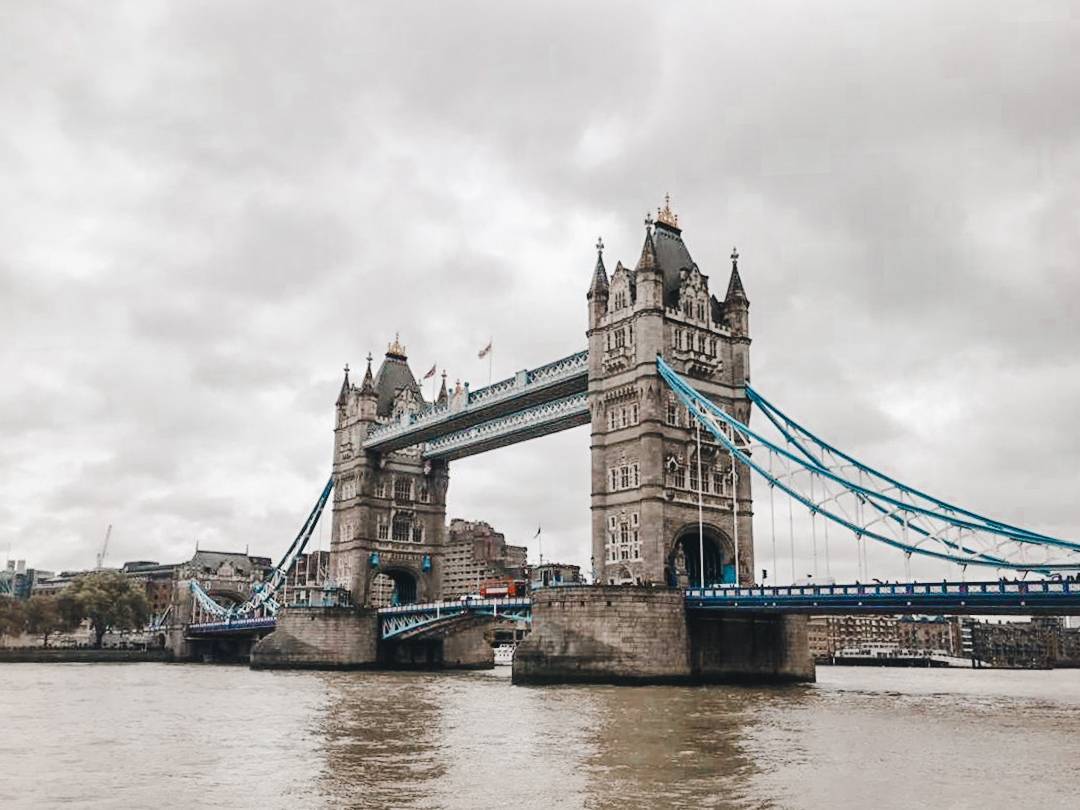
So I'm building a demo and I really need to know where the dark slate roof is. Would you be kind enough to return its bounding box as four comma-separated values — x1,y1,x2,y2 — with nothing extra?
588,252,609,297
725,264,749,304
373,353,424,417
652,221,697,307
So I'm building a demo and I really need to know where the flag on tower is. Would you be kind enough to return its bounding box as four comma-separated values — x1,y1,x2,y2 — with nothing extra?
533,525,541,538
422,364,436,380
478,340,493,359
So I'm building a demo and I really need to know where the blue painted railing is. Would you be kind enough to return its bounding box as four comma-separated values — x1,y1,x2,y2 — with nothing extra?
686,580,1080,615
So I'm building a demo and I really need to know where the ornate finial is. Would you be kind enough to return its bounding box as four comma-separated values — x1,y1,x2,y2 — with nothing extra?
644,212,654,229
344,363,350,375
366,352,373,364
656,193,679,228
387,332,407,358
596,236,604,255
730,246,739,267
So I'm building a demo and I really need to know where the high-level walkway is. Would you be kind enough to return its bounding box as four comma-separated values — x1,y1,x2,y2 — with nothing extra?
363,350,588,459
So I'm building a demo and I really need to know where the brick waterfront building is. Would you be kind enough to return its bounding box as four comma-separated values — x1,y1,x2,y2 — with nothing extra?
441,519,526,599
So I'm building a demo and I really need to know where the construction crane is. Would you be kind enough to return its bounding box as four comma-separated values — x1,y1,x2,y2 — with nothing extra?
95,524,112,569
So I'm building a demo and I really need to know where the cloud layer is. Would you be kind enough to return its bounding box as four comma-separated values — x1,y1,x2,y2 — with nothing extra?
3,1,1078,582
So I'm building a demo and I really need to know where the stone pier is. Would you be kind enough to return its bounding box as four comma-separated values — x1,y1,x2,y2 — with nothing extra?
513,586,692,684
251,606,379,669
688,613,814,684
512,585,814,685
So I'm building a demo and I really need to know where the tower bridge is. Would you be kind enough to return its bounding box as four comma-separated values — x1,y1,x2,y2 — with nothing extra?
179,197,1080,682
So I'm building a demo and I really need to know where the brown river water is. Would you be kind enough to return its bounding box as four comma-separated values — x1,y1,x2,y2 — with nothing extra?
0,663,1077,809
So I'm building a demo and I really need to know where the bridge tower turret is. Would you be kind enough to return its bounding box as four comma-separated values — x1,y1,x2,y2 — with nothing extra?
328,337,448,607
587,198,754,588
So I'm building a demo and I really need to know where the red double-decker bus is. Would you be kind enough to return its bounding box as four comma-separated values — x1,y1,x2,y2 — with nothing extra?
479,578,526,598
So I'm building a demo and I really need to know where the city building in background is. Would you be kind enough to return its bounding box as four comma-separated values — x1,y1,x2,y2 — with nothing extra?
528,562,582,589
440,519,527,600
808,613,1080,669
1,560,55,599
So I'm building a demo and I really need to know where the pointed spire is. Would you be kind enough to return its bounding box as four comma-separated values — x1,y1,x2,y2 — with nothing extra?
336,363,351,407
725,246,749,304
437,371,448,406
360,352,376,395
636,221,658,273
587,235,609,298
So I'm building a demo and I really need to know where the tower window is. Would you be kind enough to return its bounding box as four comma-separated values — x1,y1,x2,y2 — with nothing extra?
392,513,412,543
394,477,412,502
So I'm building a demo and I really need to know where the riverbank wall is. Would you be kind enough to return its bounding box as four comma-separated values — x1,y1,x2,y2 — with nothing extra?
0,648,171,663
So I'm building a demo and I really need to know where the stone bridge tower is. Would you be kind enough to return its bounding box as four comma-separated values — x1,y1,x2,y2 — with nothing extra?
329,336,449,607
587,198,753,587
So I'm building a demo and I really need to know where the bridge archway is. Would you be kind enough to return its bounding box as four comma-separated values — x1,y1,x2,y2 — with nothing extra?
369,568,418,608
666,524,735,588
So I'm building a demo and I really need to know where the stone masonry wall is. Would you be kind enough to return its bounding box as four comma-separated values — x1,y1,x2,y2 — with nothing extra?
251,606,378,669
513,586,691,684
688,613,815,683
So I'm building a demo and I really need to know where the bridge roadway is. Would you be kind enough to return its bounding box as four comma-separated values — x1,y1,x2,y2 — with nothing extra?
184,580,1080,639
363,350,588,458
686,579,1080,615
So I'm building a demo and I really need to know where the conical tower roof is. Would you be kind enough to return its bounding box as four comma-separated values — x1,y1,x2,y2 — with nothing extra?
588,237,609,298
335,364,351,407
359,353,376,395
724,247,749,305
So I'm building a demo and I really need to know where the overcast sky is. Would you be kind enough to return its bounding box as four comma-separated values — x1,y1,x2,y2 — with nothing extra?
2,1,1078,583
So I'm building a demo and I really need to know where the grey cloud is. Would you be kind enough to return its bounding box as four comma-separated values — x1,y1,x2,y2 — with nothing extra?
2,1,1078,579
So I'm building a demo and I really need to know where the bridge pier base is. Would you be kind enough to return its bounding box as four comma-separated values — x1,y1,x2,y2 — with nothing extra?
380,619,497,669
251,606,378,669
513,586,692,685
687,613,815,684
512,586,815,685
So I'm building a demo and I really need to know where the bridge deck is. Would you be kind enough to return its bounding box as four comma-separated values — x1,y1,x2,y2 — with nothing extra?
363,350,587,454
186,616,278,636
686,580,1080,615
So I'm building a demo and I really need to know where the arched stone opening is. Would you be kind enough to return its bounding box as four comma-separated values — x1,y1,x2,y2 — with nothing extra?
370,568,418,607
667,525,735,587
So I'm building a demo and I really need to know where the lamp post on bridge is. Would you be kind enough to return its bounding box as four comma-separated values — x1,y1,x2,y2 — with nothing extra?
696,410,705,589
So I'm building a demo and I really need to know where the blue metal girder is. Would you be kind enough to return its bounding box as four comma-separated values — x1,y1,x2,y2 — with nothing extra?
379,598,532,639
364,350,588,454
422,393,589,461
186,617,278,636
685,581,1080,616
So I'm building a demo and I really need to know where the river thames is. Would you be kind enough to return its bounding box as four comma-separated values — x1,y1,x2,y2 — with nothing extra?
1,664,1077,809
